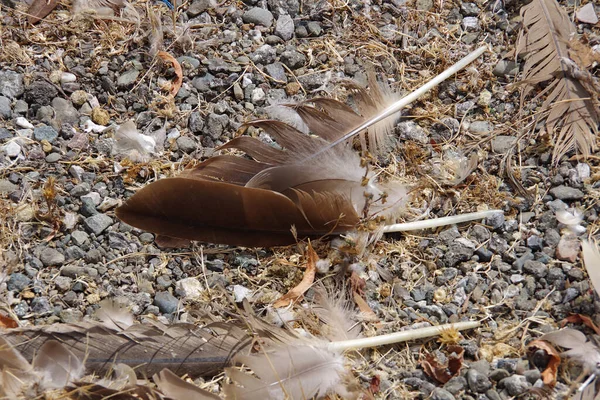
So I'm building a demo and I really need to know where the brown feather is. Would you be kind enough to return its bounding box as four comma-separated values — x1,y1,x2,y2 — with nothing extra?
27,0,59,24
116,85,408,247
116,178,359,247
2,320,251,379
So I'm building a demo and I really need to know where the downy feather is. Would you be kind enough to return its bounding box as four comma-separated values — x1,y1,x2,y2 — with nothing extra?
224,344,348,400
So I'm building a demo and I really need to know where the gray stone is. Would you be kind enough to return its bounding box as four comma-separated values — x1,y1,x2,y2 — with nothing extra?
108,231,130,250
84,213,113,235
176,136,196,153
489,369,510,381
307,21,322,36
80,197,98,217
205,113,228,139
59,309,83,323
444,376,467,394
34,125,59,143
242,7,274,27
192,74,213,92
177,56,200,70
526,235,543,251
117,69,140,88
275,14,294,40
491,135,516,154
485,211,505,230
0,128,12,140
71,182,91,197
500,375,531,396
431,388,455,400
265,63,287,82
280,50,306,69
460,2,480,16
523,369,541,384
51,97,79,126
139,233,154,243
267,0,299,17
250,45,277,65
66,246,85,260
549,185,584,200
468,121,493,133
493,60,519,77
0,95,11,118
40,247,65,266
24,80,57,106
187,0,211,17
31,296,52,314
0,70,24,99
0,179,18,194
444,240,475,267
7,273,31,292
467,368,492,393
85,249,102,263
397,121,428,143
154,291,178,314
54,276,72,292
45,153,61,163
13,100,28,114
576,3,598,24
188,112,204,134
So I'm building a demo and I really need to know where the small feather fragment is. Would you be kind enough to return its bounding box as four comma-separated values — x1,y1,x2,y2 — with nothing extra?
582,240,600,297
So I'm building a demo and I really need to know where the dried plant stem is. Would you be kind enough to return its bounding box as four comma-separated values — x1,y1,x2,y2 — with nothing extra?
328,321,481,352
383,210,502,233
308,45,489,159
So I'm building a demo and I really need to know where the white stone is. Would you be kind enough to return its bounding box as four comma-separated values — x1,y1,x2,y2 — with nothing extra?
69,165,85,181
233,285,252,302
577,3,598,24
251,88,265,102
15,117,34,129
175,278,204,299
98,197,120,211
3,141,21,157
63,212,79,230
61,72,77,84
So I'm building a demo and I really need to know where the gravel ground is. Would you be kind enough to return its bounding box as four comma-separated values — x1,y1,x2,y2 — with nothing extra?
1,0,600,398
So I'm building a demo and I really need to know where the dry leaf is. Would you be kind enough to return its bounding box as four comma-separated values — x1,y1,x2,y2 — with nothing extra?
0,313,18,329
421,345,464,384
561,314,600,335
527,339,561,387
273,243,317,308
157,51,183,97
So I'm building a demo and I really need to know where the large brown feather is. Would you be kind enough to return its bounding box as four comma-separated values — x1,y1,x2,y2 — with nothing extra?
2,320,251,378
116,178,359,247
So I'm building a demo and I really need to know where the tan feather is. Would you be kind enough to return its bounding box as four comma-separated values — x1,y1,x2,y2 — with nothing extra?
154,368,221,399
224,344,348,400
515,0,599,164
582,240,600,297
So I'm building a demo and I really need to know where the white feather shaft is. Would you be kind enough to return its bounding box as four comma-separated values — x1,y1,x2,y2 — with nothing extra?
327,321,480,352
306,46,488,160
383,210,502,233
